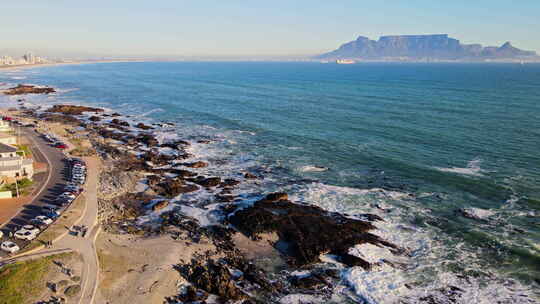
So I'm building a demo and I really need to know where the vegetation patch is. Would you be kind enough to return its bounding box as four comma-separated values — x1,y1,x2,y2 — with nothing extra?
0,178,34,196
0,253,71,304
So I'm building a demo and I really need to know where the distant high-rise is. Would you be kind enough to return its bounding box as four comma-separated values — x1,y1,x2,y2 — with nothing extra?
23,52,35,64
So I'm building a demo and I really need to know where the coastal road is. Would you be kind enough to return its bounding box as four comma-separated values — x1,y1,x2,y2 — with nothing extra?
0,126,69,257
52,156,100,304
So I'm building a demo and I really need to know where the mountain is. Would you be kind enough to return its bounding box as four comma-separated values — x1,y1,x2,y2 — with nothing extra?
317,34,537,61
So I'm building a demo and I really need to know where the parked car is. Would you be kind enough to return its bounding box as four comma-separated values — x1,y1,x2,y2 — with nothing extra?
2,116,13,121
42,205,60,214
14,230,38,241
55,143,67,149
32,215,53,225
22,225,40,234
1,241,20,253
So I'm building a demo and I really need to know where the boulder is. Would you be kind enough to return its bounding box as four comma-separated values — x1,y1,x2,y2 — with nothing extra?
135,122,154,130
111,118,130,127
89,116,101,122
195,177,221,188
227,195,400,268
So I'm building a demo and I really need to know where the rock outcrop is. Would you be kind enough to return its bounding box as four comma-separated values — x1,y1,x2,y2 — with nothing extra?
227,193,401,268
3,84,56,95
47,104,104,115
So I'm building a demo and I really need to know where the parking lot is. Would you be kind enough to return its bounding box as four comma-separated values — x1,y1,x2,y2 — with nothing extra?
0,126,87,257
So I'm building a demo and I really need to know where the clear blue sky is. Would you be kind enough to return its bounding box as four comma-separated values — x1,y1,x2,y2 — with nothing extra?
1,0,539,57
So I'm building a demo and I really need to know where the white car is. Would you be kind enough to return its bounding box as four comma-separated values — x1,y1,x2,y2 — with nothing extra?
1,241,20,253
32,215,53,225
59,192,76,199
14,230,38,241
22,225,40,234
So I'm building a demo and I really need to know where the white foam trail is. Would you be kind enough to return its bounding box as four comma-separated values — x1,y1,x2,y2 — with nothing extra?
298,165,329,172
435,158,484,176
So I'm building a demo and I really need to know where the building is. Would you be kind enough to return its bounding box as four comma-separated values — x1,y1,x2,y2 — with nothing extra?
0,133,17,145
0,121,12,132
0,143,34,180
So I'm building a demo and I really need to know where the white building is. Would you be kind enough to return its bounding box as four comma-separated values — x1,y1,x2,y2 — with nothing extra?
0,121,12,132
0,143,34,180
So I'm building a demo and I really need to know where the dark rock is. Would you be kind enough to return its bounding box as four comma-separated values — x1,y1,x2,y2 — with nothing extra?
183,161,208,168
136,133,159,147
39,113,83,126
135,122,154,130
111,119,130,127
89,116,101,122
263,192,288,202
152,200,169,212
47,104,103,115
3,84,56,95
153,178,199,198
227,195,400,267
244,172,258,179
175,259,247,301
195,177,221,188
111,112,121,117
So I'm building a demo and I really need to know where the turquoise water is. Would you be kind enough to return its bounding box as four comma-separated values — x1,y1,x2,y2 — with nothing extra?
1,62,539,302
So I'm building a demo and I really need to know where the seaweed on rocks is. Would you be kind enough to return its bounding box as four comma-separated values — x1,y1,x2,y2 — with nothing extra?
47,104,103,115
227,193,402,268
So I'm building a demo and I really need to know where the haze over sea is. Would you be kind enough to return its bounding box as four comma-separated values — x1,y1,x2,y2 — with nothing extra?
1,62,539,302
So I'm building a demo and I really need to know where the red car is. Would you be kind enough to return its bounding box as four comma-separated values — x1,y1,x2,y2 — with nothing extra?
55,143,67,149
2,116,13,121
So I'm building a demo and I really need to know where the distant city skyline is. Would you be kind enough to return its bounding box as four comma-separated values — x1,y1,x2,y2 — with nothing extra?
1,1,539,58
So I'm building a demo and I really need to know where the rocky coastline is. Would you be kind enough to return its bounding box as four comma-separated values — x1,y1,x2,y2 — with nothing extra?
11,94,404,302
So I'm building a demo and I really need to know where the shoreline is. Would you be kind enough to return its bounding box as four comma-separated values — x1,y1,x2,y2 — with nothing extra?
2,79,538,303
4,95,404,303
0,59,151,72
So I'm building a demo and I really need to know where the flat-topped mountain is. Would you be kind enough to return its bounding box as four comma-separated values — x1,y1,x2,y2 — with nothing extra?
318,34,537,61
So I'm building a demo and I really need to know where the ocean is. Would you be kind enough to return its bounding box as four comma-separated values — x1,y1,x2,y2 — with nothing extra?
1,62,539,303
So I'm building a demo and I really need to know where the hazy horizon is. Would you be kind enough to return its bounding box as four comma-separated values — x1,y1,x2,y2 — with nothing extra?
1,1,539,58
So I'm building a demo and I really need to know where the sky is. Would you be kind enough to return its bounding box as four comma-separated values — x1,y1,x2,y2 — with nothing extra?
1,0,539,58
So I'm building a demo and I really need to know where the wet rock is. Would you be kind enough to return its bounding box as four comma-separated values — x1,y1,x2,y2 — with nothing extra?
39,113,83,126
153,178,199,198
3,84,56,95
160,140,191,150
111,118,130,127
197,140,211,144
89,116,101,122
111,112,121,117
47,104,103,115
221,178,241,188
175,258,248,301
135,122,154,130
263,192,288,202
152,200,170,212
244,172,258,179
167,285,208,303
183,161,208,168
195,177,222,188
227,193,400,267
136,133,159,147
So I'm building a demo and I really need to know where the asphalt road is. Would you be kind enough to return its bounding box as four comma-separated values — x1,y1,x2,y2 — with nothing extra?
0,126,69,256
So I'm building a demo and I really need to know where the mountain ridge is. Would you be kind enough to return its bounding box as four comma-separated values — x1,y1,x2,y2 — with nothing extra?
317,34,537,61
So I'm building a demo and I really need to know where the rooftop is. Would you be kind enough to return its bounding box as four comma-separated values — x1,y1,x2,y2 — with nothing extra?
0,143,18,153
